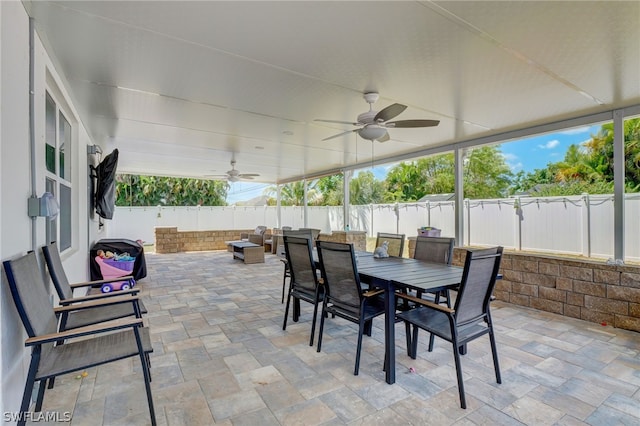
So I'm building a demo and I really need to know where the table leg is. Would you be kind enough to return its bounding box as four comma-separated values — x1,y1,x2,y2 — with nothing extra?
384,283,396,384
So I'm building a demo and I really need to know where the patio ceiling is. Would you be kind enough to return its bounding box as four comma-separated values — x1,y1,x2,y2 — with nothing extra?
25,1,640,184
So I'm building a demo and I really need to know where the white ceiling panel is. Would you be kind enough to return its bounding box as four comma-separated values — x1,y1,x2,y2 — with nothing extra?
25,0,640,184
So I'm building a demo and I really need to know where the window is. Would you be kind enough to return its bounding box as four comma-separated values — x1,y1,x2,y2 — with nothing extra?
45,91,72,251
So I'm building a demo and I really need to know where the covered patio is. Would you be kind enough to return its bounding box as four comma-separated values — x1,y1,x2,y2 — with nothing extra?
36,250,640,425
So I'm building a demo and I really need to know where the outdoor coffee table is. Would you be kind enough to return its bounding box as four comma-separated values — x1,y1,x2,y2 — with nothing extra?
229,241,265,264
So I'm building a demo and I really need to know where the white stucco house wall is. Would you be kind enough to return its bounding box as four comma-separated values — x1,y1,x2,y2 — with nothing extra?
1,2,109,416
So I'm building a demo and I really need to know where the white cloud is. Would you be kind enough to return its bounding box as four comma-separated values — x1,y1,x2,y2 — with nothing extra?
501,153,518,161
509,162,523,172
537,140,559,149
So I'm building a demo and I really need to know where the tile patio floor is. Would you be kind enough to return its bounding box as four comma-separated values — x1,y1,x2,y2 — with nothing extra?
36,250,640,425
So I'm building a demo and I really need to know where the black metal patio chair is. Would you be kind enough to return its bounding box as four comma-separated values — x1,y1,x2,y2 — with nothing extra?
411,236,456,352
3,251,156,426
396,246,504,409
315,240,385,375
278,229,315,303
375,232,406,257
42,242,147,331
282,236,324,346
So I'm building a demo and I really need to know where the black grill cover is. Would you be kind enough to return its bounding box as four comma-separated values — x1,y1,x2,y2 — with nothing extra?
90,238,147,281
93,149,119,219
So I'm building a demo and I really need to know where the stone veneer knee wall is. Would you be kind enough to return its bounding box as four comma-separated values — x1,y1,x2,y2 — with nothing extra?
154,226,255,253
155,226,368,254
407,238,639,333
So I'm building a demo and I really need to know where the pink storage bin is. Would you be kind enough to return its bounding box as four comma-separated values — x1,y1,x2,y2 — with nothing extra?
95,257,135,293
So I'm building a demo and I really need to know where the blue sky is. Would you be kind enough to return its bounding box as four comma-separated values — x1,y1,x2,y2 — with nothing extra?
499,124,600,174
226,124,603,204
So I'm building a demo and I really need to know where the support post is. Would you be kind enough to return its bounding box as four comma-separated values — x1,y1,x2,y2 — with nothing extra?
343,170,352,230
276,185,282,228
613,109,624,261
454,148,465,246
581,193,591,257
303,179,308,228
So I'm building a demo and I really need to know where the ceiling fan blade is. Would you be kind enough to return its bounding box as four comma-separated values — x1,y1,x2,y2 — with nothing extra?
322,129,357,141
238,173,259,178
386,119,440,128
315,119,359,126
374,103,407,122
376,131,390,142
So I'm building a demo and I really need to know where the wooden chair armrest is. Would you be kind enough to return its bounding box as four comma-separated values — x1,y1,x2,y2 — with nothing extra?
69,275,135,289
59,288,139,305
397,292,455,314
54,295,140,313
363,289,384,298
25,317,143,346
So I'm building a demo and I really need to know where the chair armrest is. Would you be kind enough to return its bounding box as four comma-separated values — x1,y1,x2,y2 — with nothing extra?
25,317,143,346
69,275,135,289
248,234,264,245
58,288,139,305
397,293,455,314
54,294,141,314
363,289,384,298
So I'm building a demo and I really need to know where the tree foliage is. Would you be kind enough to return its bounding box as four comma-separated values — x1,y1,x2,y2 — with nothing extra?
264,180,320,206
116,175,228,206
384,146,511,200
514,117,640,195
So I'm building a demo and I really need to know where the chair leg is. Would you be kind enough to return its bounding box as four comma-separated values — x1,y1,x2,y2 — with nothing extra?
452,341,467,409
19,354,40,426
316,306,327,353
134,328,157,426
443,289,452,308
364,319,373,336
281,266,289,304
354,319,366,375
282,291,292,330
404,321,412,358
428,333,436,352
487,314,502,384
309,297,320,347
34,380,47,412
412,325,420,358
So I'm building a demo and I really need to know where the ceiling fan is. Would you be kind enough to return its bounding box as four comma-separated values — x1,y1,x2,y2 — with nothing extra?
315,92,439,142
207,160,259,182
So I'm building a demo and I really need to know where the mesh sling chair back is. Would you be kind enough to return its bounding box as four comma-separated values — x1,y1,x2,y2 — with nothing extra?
315,241,385,375
375,232,406,257
42,241,147,330
3,252,156,426
278,229,315,303
396,247,504,409
282,236,323,346
411,236,457,352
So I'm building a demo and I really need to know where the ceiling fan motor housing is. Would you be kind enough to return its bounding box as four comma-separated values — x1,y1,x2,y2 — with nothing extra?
357,110,377,125
358,125,386,141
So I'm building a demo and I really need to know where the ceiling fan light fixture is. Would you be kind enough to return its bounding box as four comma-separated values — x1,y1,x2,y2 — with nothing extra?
358,125,386,141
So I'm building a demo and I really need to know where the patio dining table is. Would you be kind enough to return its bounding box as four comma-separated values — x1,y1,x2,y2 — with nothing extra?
353,252,464,384
292,249,464,385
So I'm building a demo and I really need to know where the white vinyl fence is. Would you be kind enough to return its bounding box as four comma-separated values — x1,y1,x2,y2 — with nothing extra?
108,194,640,261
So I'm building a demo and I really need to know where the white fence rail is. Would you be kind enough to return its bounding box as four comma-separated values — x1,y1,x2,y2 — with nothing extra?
108,194,640,261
